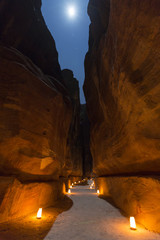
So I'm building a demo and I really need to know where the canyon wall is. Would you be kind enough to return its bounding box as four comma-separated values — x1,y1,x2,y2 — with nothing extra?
84,0,160,232
62,69,83,177
80,104,93,177
0,0,82,222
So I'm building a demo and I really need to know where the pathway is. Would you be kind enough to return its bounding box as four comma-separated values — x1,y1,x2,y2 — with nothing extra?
44,181,160,240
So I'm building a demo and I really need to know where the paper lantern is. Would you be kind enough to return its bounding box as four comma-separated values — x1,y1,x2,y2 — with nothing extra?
37,208,42,219
130,217,136,230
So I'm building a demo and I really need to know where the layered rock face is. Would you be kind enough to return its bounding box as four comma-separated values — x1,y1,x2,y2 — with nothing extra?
0,0,81,222
0,46,72,181
80,104,93,177
0,45,72,221
62,69,83,177
0,0,62,80
84,0,160,232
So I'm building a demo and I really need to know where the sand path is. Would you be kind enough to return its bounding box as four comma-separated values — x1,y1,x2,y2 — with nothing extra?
44,181,160,240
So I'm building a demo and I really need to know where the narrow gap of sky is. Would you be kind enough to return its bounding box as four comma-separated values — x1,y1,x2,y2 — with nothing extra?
41,0,90,104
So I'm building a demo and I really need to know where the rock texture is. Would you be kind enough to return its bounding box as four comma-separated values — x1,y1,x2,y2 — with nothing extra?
84,0,160,233
84,0,160,176
0,176,64,223
62,69,83,177
0,46,72,181
80,104,93,177
0,0,83,222
96,177,160,233
0,0,62,80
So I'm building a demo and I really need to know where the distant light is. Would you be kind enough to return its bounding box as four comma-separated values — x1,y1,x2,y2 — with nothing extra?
68,189,71,194
70,185,73,188
37,208,42,219
67,5,76,18
130,217,136,230
90,186,92,189
97,190,100,194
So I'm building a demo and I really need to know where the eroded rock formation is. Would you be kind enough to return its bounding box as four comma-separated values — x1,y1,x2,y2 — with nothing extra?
0,0,62,80
80,104,92,177
84,0,160,232
0,0,82,222
62,69,83,177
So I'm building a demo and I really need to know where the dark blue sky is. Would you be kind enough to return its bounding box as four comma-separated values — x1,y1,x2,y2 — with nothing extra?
42,0,90,103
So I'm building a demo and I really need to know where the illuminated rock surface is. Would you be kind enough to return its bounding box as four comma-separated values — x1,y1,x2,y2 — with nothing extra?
0,0,83,222
0,46,72,181
84,0,160,232
96,177,160,233
44,183,160,240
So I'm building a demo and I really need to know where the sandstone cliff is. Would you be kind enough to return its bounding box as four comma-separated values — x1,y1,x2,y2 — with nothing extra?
80,104,93,177
62,69,83,177
0,0,81,222
0,0,62,80
84,0,160,176
84,0,160,232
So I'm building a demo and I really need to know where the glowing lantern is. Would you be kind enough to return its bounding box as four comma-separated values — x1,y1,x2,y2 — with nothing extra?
74,182,76,184
72,183,74,186
130,217,136,230
90,186,92,189
37,208,42,219
68,189,71,194
70,185,73,188
97,190,100,194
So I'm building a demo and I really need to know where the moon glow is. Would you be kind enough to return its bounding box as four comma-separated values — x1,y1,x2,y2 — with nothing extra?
67,5,76,18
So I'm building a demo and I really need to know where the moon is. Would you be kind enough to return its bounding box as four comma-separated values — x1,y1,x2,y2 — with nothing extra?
67,5,76,18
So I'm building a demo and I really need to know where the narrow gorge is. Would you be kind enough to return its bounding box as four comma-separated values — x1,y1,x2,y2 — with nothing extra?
0,0,160,238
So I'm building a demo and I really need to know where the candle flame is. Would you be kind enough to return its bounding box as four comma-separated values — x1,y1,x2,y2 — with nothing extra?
37,208,42,219
130,217,136,230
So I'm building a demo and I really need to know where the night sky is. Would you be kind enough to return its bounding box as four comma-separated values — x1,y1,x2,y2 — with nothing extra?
41,0,90,103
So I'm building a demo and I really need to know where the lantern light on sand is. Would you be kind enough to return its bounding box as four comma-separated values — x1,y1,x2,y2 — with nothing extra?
37,208,42,219
130,217,136,230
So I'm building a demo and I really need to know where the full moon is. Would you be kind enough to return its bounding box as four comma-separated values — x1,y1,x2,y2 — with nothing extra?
67,5,76,18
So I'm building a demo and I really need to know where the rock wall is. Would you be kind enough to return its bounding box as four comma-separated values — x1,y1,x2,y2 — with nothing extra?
84,0,160,232
0,0,62,80
80,104,93,177
0,0,82,222
96,177,160,233
0,45,72,220
62,69,83,177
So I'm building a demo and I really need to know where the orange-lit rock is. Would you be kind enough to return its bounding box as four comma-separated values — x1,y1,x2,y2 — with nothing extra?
84,0,160,175
84,0,160,233
96,177,160,233
0,177,64,223
0,46,72,181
